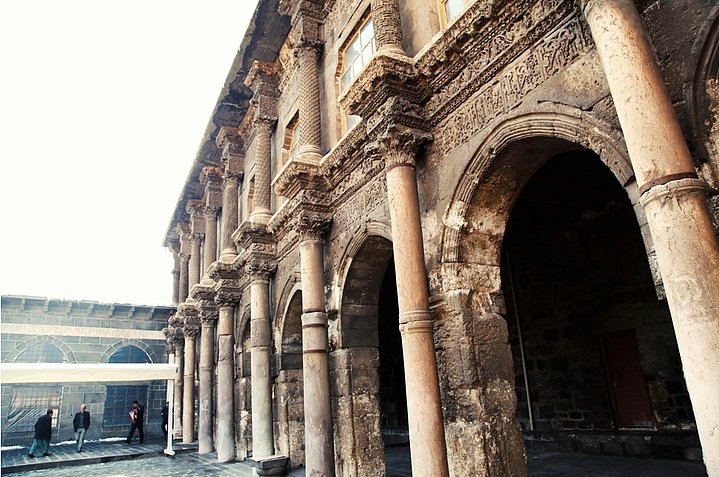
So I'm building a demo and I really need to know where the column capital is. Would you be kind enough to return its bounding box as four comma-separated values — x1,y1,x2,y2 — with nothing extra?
245,258,277,281
294,42,322,62
373,123,432,169
293,210,332,242
200,309,219,326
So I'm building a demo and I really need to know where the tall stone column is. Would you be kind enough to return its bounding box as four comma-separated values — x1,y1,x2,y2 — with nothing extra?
167,319,185,438
172,268,180,305
198,309,217,454
203,207,219,275
217,127,243,262
295,45,322,159
248,262,275,459
179,254,190,303
251,118,274,226
370,0,404,54
297,212,335,477
189,233,203,289
583,2,719,474
182,317,199,443
378,125,449,477
215,296,237,462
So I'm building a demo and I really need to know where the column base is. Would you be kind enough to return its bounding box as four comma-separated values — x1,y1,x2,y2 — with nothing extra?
249,455,288,476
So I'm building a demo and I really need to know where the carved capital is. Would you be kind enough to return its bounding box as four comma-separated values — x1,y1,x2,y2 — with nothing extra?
245,258,277,281
374,123,432,169
294,43,322,63
293,210,332,241
215,285,243,307
200,309,219,326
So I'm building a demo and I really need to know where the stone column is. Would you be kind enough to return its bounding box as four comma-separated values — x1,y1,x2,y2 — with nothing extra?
189,233,203,289
215,298,237,462
198,310,217,454
179,254,190,303
182,318,199,443
248,263,275,458
583,2,719,474
297,213,335,477
378,125,449,477
370,0,404,54
172,268,180,305
251,119,274,225
295,45,322,159
217,127,243,262
171,331,185,437
203,207,219,275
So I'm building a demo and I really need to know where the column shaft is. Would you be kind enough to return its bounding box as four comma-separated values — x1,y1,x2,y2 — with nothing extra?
204,211,218,276
220,174,240,260
584,2,719,474
296,47,322,158
251,121,273,224
198,321,215,453
250,278,274,458
189,236,202,289
385,164,449,477
370,0,404,54
183,334,197,443
300,239,335,477
216,305,236,462
174,344,184,437
179,257,190,302
172,269,180,306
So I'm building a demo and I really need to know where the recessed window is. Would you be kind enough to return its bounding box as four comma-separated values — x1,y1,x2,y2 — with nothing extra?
15,343,66,363
340,15,376,132
439,0,468,27
284,114,300,163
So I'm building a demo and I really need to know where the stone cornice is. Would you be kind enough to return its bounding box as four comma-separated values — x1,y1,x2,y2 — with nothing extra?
269,189,331,239
234,221,277,280
273,154,330,198
340,52,425,123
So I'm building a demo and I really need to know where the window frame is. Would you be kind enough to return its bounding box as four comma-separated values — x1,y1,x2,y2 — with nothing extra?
438,0,470,28
338,13,376,133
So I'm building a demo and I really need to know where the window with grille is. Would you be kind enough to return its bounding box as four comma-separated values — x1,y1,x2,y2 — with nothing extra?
15,342,66,363
5,386,61,434
102,385,148,427
103,346,151,427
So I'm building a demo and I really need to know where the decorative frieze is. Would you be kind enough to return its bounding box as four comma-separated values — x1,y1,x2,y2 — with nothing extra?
432,13,592,156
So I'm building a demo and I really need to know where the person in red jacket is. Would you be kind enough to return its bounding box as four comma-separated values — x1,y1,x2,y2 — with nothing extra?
28,409,53,457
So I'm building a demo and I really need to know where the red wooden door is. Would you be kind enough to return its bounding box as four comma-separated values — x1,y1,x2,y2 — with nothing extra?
602,330,654,428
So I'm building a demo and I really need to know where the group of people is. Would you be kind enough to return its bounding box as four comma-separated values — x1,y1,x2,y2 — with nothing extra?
28,401,169,456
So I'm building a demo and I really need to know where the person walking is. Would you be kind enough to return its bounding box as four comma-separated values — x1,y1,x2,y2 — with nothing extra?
72,403,91,452
161,401,169,437
28,409,53,457
126,400,144,444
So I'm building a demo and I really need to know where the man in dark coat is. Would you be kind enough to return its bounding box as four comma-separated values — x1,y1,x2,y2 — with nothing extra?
72,403,91,452
126,400,144,444
28,408,53,457
161,401,169,437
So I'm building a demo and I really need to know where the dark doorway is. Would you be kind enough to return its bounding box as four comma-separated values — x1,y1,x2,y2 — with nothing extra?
601,330,654,428
501,149,698,460
378,261,408,444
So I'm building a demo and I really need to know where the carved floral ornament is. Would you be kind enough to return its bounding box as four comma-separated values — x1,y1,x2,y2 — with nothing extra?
293,210,332,241
244,257,277,280
376,123,433,169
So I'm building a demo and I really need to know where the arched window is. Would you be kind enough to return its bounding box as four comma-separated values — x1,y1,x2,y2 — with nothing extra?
103,345,151,427
15,342,67,363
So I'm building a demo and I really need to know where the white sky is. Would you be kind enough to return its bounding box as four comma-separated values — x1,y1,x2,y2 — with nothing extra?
0,0,259,306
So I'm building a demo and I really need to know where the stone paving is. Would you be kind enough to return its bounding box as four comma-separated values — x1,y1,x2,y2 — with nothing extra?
1,436,708,476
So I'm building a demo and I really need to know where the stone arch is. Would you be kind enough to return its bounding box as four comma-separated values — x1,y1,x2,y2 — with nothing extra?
100,340,156,364
332,228,395,477
273,283,305,469
441,111,634,267
685,7,719,165
7,335,76,363
274,277,302,357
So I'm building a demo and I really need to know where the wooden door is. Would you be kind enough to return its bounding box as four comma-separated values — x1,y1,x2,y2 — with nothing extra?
601,330,654,428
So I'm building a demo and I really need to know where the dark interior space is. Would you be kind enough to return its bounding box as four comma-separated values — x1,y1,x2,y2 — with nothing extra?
377,262,408,445
500,150,701,460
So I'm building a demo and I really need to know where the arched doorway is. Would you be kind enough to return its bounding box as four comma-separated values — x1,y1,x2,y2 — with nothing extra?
275,289,305,468
501,149,699,460
335,233,407,477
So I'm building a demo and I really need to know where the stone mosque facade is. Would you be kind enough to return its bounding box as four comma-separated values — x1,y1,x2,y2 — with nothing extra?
163,0,719,476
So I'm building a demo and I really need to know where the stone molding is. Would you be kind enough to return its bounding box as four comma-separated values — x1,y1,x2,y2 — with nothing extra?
375,123,433,169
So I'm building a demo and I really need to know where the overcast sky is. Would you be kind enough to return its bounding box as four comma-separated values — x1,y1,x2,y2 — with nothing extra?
0,1,258,306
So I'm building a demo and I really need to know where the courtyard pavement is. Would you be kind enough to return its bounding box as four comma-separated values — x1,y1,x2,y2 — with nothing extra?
0,436,708,476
